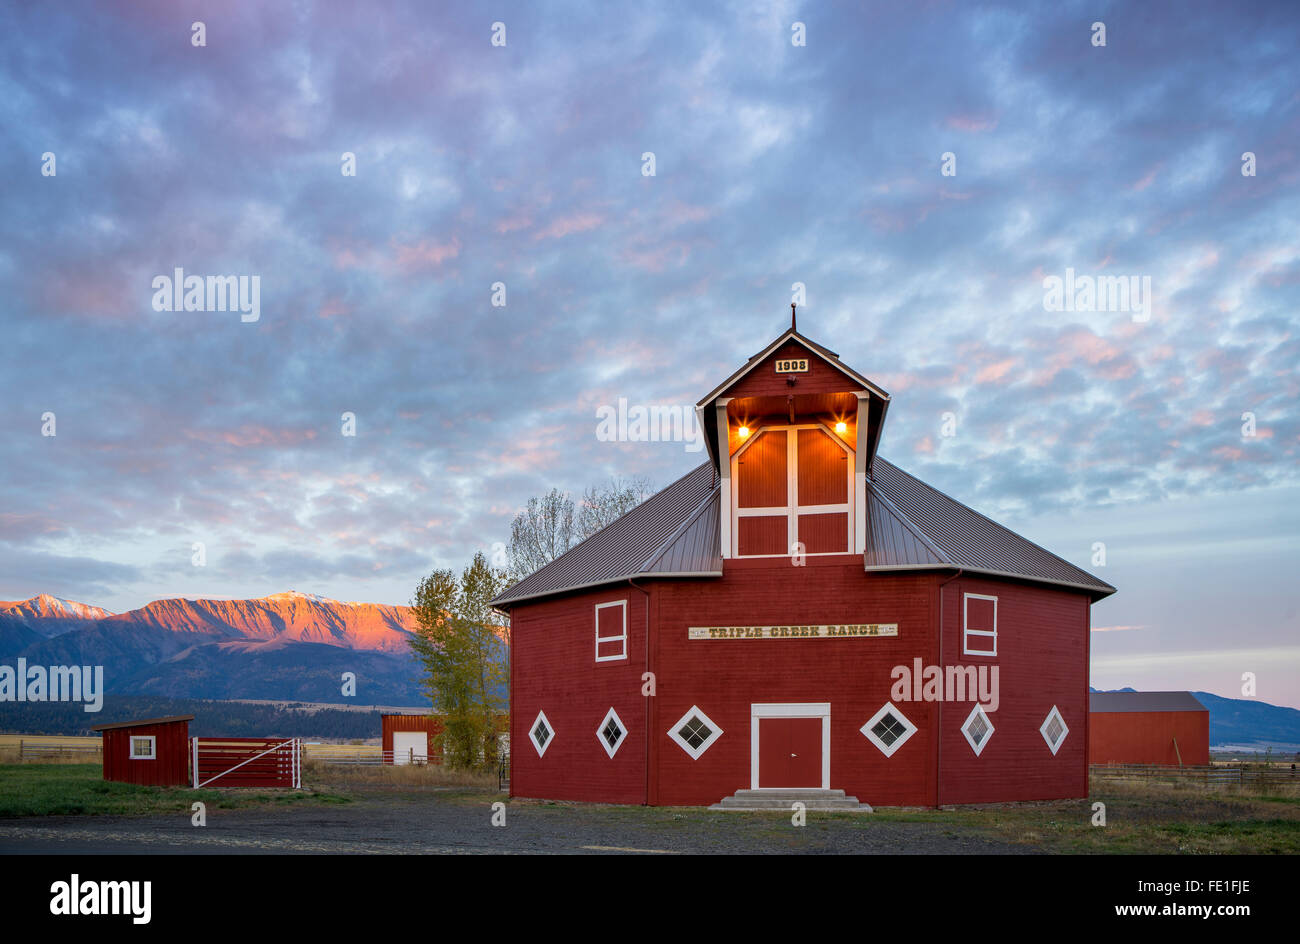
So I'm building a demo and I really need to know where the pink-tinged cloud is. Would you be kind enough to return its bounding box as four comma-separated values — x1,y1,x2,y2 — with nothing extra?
1212,445,1245,461
914,434,935,455
185,426,320,447
495,214,533,234
1092,624,1147,632
392,236,461,272
622,242,690,273
0,513,67,540
318,297,351,318
946,113,997,132
974,358,1018,384
533,212,604,241
1132,163,1162,192
662,201,715,226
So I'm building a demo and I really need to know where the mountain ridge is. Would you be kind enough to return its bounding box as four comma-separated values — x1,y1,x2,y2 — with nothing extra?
1,590,428,703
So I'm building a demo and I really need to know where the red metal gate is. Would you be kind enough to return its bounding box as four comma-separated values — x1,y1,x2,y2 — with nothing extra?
190,737,301,789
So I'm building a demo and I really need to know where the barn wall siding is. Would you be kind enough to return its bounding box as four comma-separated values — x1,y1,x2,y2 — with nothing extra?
936,576,1089,804
510,586,649,804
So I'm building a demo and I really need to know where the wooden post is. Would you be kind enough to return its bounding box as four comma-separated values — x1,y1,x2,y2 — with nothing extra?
1172,736,1183,767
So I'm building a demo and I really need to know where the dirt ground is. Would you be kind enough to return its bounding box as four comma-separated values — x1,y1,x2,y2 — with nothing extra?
2,771,1294,855
0,786,1028,855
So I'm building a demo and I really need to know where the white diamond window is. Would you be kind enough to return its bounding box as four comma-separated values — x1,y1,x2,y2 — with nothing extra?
1040,705,1069,755
961,703,995,756
529,710,554,758
860,702,917,758
597,707,627,759
668,706,722,760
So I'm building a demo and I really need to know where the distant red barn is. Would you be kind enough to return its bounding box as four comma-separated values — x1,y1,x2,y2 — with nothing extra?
1089,691,1209,766
381,713,445,764
91,715,193,786
380,712,509,764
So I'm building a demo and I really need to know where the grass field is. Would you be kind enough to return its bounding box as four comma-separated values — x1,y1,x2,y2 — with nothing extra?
864,780,1300,854
0,764,350,818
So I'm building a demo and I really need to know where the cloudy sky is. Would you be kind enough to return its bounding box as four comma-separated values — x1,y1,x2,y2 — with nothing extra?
1,1,1297,706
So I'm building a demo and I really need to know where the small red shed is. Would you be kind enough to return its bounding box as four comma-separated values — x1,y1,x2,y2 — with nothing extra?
91,715,193,786
1089,692,1209,766
380,713,445,765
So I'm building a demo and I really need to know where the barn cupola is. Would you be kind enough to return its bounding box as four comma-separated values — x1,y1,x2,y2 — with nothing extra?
695,311,891,560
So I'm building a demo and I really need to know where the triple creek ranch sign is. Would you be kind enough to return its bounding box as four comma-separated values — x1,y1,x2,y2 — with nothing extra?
687,624,899,640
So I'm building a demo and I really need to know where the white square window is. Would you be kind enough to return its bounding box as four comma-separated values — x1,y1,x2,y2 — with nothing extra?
860,702,917,758
597,707,627,759
668,706,722,760
1040,705,1069,755
960,703,995,756
130,736,156,760
595,600,627,663
962,593,997,657
529,710,555,758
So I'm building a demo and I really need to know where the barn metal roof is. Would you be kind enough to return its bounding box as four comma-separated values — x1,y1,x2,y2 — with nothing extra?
90,715,195,731
866,458,1116,600
492,454,1115,607
1090,692,1207,713
491,464,722,607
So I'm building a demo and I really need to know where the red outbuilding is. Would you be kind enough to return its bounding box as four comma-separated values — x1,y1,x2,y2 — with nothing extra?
492,319,1116,807
381,712,445,765
1089,691,1209,766
91,715,193,787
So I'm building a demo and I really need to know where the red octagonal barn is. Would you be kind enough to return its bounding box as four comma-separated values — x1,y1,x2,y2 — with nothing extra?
492,321,1116,807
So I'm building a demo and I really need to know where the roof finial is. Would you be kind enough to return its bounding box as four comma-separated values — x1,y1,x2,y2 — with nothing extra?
790,301,797,332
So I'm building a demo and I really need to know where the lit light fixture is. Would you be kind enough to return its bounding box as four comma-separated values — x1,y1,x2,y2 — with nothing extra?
737,425,751,439
835,421,847,434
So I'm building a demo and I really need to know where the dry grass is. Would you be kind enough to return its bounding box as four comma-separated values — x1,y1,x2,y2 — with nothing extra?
302,759,496,791
1094,773,1300,799
0,736,102,766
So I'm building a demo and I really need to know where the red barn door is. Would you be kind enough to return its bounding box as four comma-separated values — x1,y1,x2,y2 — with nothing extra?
757,717,823,788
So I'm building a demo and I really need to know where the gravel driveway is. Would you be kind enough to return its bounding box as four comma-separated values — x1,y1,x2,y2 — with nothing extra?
0,788,1033,854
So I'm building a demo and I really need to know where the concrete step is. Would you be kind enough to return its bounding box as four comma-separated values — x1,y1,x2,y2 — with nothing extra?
709,788,873,812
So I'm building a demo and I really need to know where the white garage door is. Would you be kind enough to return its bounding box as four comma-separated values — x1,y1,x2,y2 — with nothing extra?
393,731,428,765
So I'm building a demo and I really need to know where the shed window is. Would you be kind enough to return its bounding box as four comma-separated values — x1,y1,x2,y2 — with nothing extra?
130,736,156,760
595,600,627,663
732,424,853,557
962,593,997,656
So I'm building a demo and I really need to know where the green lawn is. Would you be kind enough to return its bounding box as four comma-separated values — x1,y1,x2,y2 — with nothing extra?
0,764,350,818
